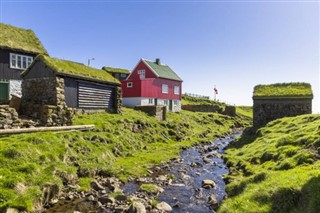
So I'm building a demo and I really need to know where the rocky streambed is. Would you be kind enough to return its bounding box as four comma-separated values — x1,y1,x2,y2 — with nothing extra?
43,131,241,213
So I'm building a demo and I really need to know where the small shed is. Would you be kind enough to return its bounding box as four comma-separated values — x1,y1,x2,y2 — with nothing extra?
253,82,313,127
21,55,122,115
102,66,130,81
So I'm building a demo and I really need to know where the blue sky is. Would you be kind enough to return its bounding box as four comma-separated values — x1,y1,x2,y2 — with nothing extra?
1,0,319,112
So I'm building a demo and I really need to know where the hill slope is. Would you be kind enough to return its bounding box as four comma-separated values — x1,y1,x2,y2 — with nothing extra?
220,114,320,213
0,108,251,211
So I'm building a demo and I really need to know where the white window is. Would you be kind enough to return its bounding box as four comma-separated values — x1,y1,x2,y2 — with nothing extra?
164,100,169,105
10,53,33,70
174,100,178,105
174,86,180,95
137,69,145,79
162,84,168,94
127,82,133,88
148,98,153,104
120,73,127,78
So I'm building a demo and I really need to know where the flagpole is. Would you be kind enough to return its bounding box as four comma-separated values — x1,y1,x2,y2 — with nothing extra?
214,85,216,101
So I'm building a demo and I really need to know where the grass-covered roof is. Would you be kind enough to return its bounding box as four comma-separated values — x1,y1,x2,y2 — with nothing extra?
0,23,47,55
22,55,120,85
102,66,130,74
253,82,313,98
144,59,183,82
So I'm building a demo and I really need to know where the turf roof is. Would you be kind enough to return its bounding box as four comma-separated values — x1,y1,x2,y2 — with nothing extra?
253,82,313,98
22,55,120,85
102,66,130,74
143,59,183,82
0,23,47,55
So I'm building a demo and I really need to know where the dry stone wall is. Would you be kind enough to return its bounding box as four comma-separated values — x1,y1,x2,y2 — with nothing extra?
134,105,167,121
115,87,122,114
182,104,223,113
253,98,312,127
21,76,74,126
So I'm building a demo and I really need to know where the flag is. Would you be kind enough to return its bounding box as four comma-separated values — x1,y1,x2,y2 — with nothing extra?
214,87,218,94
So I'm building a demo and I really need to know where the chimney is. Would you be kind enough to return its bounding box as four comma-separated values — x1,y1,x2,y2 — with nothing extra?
155,58,161,65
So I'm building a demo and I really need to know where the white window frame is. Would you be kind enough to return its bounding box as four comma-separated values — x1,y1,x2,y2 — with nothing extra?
137,69,145,79
10,53,33,70
174,100,178,105
148,98,153,104
127,82,133,88
120,73,127,78
164,100,169,105
174,86,180,95
162,84,168,94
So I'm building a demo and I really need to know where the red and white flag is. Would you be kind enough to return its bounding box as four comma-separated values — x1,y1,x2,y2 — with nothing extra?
214,87,218,94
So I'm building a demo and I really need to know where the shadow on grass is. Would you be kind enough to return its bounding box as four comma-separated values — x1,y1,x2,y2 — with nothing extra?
297,176,320,213
228,127,259,149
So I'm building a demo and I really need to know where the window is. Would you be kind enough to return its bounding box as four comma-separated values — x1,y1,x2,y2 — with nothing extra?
148,98,153,104
162,84,168,94
174,100,179,105
174,86,180,95
10,53,33,70
120,73,127,78
127,82,133,88
137,69,145,79
164,100,169,105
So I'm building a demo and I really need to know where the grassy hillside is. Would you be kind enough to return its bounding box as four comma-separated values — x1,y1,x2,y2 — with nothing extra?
220,114,320,213
0,108,251,211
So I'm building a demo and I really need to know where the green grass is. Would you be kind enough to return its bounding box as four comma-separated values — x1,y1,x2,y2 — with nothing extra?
0,23,47,54
0,108,251,211
220,114,320,213
236,106,253,119
253,82,313,97
102,66,130,74
22,55,120,85
139,184,162,194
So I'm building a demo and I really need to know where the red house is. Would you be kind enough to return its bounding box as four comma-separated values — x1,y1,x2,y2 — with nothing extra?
122,58,183,112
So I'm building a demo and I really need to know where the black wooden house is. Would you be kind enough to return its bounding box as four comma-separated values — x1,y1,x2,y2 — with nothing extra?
21,55,122,112
102,66,130,81
0,23,47,102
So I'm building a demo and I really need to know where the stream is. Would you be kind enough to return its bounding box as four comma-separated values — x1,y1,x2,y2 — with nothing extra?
44,132,242,213
123,132,242,213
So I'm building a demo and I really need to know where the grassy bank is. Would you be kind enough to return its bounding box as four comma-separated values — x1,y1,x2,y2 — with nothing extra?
220,114,320,213
0,107,251,211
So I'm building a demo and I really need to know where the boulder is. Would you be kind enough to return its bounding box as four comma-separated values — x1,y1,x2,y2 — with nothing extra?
90,180,104,191
202,179,215,189
127,202,146,213
156,202,172,212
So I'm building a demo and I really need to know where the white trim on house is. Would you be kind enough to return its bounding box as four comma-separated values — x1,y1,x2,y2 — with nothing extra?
174,86,180,95
10,53,33,70
127,82,133,88
162,84,168,94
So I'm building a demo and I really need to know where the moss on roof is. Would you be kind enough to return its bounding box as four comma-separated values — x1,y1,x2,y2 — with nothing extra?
23,55,120,85
253,82,313,97
102,66,130,74
0,23,47,55
144,59,183,82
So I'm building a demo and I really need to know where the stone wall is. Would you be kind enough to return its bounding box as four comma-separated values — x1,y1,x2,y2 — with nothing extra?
9,80,22,98
223,105,236,117
0,105,20,129
21,76,73,126
182,104,223,113
134,105,167,121
21,77,58,105
114,86,122,114
253,98,312,127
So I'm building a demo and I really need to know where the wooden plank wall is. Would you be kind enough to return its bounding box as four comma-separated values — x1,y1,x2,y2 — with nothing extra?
78,81,115,109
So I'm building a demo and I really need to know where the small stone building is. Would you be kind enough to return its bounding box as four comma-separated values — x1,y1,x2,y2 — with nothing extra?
20,55,122,125
253,82,313,127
